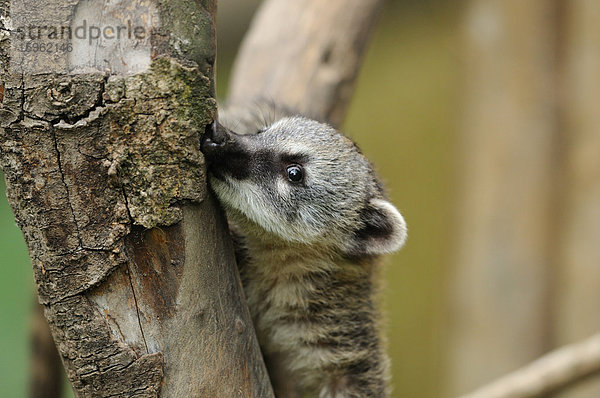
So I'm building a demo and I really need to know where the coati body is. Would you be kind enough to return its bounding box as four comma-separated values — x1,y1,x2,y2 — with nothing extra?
201,107,407,398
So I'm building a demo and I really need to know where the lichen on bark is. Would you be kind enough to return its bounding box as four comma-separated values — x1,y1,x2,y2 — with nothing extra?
103,57,216,229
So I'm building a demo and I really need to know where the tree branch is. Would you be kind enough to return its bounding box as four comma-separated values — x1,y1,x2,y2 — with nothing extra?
227,0,385,128
30,301,63,398
459,333,600,398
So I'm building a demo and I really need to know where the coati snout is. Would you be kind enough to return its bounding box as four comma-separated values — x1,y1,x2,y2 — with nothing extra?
201,121,253,181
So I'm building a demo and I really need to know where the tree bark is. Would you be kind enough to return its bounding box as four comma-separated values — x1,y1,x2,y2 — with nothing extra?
0,0,273,396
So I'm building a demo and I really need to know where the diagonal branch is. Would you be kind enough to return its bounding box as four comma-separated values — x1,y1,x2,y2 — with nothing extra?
227,0,385,128
460,333,600,398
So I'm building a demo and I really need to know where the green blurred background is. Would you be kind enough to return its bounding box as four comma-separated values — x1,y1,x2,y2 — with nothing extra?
0,1,459,396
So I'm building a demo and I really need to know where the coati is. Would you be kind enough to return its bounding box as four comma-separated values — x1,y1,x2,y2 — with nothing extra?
201,106,407,398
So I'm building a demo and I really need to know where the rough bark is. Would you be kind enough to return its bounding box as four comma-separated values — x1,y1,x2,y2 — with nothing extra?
0,0,273,396
226,0,385,128
447,0,559,395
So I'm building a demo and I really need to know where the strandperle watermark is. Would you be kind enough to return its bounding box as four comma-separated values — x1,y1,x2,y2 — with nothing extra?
14,20,148,47
9,0,158,74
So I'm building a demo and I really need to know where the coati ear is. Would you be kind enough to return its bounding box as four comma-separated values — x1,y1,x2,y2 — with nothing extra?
348,198,407,256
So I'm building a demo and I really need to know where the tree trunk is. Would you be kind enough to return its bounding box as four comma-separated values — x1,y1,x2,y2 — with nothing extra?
555,2,600,397
447,0,560,394
0,0,273,396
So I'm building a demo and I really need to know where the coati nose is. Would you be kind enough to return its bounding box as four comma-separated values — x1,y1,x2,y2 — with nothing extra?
201,120,231,154
201,120,250,179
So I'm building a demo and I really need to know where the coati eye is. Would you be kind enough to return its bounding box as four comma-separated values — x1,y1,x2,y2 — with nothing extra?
286,165,304,183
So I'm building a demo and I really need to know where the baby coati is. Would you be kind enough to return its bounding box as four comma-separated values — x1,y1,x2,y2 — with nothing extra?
201,108,407,398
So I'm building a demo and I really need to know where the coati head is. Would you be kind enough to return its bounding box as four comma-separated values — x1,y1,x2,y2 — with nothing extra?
201,116,407,257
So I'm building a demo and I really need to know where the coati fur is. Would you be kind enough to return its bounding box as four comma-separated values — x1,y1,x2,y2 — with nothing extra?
201,105,407,398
